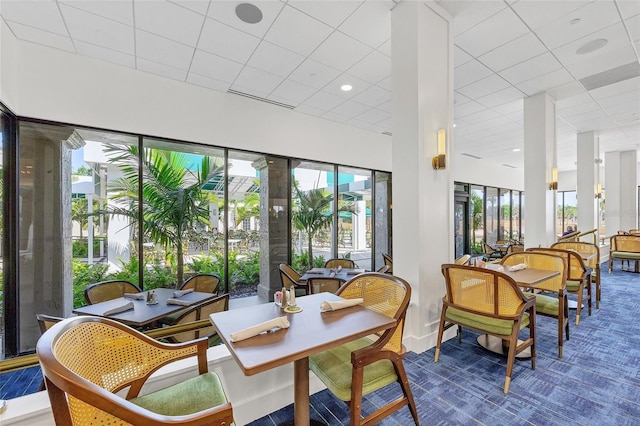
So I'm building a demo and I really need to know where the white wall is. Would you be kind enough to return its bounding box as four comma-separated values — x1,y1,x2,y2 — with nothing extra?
0,19,18,110
452,153,524,190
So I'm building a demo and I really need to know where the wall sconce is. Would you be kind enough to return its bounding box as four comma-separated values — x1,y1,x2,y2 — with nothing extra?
548,167,558,190
595,183,602,199
432,129,446,170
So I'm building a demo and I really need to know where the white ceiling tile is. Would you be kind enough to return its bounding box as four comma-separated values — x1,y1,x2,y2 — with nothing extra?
264,5,333,56
208,1,283,39
454,46,474,68
295,103,328,116
344,117,373,130
136,29,194,70
499,52,562,85
463,109,501,124
190,49,243,83
197,18,260,64
347,50,391,84
355,108,390,124
137,57,188,81
324,74,371,99
552,23,632,66
437,0,506,37
491,99,522,115
288,0,362,28
233,66,283,93
61,3,134,53
556,91,594,108
597,90,640,109
376,76,392,91
533,1,621,50
186,72,231,92
247,41,305,77
516,68,573,96
338,1,392,48
589,76,640,100
377,100,392,113
303,90,346,111
617,0,640,19
75,39,135,68
228,83,270,99
135,0,204,46
455,101,485,118
457,74,511,99
478,32,547,72
310,31,372,72
546,81,586,101
510,0,591,30
3,0,68,36
564,44,637,80
377,39,392,57
559,103,603,120
7,20,75,52
169,1,210,16
454,91,471,106
322,111,350,123
455,8,529,57
269,79,318,105
454,59,493,89
352,85,391,107
626,14,640,41
570,116,616,132
331,100,371,118
60,0,134,26
476,86,524,108
503,109,524,123
288,58,342,89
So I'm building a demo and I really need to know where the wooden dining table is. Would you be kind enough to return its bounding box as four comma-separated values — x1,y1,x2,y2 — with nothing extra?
209,292,396,426
299,267,366,282
72,288,217,327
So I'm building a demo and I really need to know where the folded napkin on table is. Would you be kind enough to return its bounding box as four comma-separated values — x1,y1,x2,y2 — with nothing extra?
508,263,526,272
172,288,194,298
320,298,364,312
347,269,365,275
329,271,336,278
104,301,134,316
124,293,145,300
230,317,290,342
307,268,324,274
166,298,192,306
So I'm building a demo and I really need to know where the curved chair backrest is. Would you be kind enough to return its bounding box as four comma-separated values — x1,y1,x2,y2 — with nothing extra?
166,293,229,343
501,251,567,293
376,265,391,274
527,247,587,281
278,263,308,294
325,258,356,269
610,234,640,251
557,229,580,242
382,253,393,273
454,254,471,265
337,272,410,354
84,280,142,305
308,277,345,294
552,241,600,270
180,273,221,294
36,313,64,334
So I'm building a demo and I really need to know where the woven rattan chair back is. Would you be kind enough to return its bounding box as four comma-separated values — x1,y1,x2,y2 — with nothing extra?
278,263,308,294
324,258,356,269
376,264,391,273
454,254,471,265
83,280,142,305
552,241,601,307
167,293,229,343
180,273,221,294
307,277,344,294
502,252,566,293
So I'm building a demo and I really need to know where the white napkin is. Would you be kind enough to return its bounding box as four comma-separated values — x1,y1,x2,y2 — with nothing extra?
347,269,365,275
173,288,194,298
320,298,364,312
329,271,336,278
104,301,134,316
230,317,290,342
124,293,144,300
167,298,192,306
307,268,324,274
508,263,526,272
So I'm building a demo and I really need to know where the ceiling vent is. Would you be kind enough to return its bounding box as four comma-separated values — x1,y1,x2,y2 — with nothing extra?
579,62,640,91
502,163,517,168
462,153,482,160
227,89,295,109
382,131,392,136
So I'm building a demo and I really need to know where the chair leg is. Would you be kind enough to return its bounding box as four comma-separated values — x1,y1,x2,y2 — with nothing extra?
434,310,447,363
393,359,420,425
586,276,592,316
575,286,583,326
503,335,518,394
349,367,365,426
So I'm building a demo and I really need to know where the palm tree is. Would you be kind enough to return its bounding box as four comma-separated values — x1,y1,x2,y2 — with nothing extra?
292,184,356,270
106,144,222,286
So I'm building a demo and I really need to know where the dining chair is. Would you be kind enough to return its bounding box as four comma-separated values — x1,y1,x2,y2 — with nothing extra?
435,264,536,393
528,247,592,325
376,265,391,274
552,241,601,308
502,251,569,358
454,254,471,265
278,263,309,296
162,293,229,343
324,258,356,269
482,243,502,261
179,273,221,294
83,280,142,305
36,313,64,391
309,272,419,426
382,253,393,273
307,277,345,294
37,316,234,426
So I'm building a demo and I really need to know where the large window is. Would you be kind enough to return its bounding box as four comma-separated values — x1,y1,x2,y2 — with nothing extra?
557,191,577,236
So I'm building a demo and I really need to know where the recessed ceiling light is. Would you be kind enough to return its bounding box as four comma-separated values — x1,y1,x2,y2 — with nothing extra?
512,148,521,152
452,123,457,128
235,3,263,24
341,84,353,92
576,38,608,55
570,18,581,25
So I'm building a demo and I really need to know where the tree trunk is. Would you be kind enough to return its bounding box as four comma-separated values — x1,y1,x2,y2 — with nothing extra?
177,240,184,287
307,232,314,271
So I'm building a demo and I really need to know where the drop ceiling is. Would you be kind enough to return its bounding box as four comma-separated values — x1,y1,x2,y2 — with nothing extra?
1,0,639,172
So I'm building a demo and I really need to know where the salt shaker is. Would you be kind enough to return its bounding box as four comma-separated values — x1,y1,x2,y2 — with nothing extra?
289,286,296,307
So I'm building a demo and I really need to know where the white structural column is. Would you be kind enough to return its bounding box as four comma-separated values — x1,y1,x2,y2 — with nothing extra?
523,93,557,247
391,2,453,352
576,131,599,237
604,151,638,232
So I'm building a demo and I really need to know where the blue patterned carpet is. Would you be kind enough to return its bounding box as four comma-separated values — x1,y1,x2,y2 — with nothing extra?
2,263,639,426
248,263,640,426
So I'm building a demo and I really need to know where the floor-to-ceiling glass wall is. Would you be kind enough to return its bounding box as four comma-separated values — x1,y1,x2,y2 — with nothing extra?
499,188,511,241
557,191,578,236
470,185,484,254
373,171,392,270
485,187,499,245
337,167,372,269
512,191,522,242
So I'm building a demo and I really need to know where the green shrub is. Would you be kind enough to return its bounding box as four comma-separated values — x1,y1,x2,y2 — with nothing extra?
72,261,109,308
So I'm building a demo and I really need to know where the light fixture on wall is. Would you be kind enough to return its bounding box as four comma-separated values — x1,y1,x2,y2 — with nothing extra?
595,183,602,199
548,167,558,190
432,129,446,170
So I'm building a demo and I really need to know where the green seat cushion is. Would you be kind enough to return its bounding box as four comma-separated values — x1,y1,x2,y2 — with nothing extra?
533,293,559,315
130,372,229,417
445,307,529,336
611,251,640,260
566,280,582,293
309,337,396,402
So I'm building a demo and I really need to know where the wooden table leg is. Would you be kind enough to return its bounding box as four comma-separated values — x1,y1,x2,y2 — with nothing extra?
294,357,310,426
